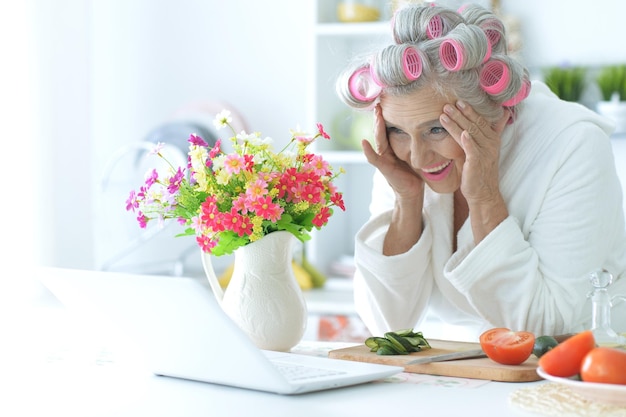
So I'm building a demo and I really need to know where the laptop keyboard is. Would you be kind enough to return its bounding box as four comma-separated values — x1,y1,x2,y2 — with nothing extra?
273,361,348,382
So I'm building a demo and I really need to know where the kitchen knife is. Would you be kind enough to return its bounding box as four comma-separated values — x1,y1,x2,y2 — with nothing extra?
406,349,486,365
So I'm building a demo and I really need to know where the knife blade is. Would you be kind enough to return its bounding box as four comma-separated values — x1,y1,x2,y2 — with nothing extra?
406,348,486,365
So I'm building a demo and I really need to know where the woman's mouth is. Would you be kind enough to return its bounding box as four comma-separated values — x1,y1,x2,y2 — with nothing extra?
421,160,453,181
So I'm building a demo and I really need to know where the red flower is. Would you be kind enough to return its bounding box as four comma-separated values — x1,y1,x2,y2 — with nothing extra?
200,198,225,232
223,208,253,237
243,154,255,172
196,234,217,253
331,192,346,211
312,206,331,227
301,183,323,204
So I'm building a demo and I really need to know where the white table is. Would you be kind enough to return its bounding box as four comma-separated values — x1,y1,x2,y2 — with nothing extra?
2,281,546,417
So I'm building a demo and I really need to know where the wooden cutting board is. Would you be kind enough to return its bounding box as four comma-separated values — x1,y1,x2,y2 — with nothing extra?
328,339,541,382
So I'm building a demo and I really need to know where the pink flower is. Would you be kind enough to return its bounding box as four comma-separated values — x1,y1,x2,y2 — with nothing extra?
209,139,222,159
188,134,208,147
232,194,250,214
126,190,138,212
316,123,330,139
296,135,314,144
304,154,330,176
223,154,246,175
246,179,268,200
190,216,203,233
137,212,148,228
196,234,217,253
252,196,283,222
145,169,158,187
167,167,185,194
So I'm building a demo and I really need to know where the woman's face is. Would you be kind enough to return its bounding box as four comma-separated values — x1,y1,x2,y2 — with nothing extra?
380,87,465,194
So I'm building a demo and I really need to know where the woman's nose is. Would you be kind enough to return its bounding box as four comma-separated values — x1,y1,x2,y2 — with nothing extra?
409,137,432,168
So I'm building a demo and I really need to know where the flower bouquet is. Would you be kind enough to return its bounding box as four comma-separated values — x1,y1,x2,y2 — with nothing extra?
126,110,345,257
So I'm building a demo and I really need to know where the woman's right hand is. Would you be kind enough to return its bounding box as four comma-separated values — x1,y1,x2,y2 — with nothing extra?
362,104,425,201
364,105,425,255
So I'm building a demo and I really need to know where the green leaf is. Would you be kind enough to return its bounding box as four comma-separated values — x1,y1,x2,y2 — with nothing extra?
211,231,249,256
174,227,196,238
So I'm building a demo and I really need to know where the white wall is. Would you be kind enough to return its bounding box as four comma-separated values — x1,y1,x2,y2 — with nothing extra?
22,0,310,272
501,0,626,69
8,0,626,274
88,0,310,272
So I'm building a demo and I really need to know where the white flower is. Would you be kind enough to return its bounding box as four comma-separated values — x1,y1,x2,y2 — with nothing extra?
281,150,298,164
236,130,261,145
212,154,226,171
289,126,307,138
213,110,232,130
149,142,165,155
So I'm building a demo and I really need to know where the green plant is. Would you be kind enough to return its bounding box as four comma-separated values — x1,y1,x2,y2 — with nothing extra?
543,66,587,102
596,64,626,101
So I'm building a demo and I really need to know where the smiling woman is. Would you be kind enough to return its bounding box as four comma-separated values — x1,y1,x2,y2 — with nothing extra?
334,2,626,343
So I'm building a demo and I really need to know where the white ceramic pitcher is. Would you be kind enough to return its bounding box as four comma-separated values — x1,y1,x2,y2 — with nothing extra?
201,231,308,351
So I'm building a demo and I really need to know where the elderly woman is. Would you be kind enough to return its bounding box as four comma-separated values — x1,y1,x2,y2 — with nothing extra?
336,3,626,341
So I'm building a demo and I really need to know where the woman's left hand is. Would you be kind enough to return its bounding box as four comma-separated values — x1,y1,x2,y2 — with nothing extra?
440,101,511,205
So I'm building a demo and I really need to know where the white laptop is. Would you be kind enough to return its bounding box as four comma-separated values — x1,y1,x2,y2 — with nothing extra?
38,267,402,395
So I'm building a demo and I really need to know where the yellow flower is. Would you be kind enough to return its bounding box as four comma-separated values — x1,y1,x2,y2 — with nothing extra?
215,169,231,185
250,216,264,241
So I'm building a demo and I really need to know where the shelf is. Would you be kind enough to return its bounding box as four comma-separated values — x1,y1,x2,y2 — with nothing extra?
315,21,390,37
308,0,384,275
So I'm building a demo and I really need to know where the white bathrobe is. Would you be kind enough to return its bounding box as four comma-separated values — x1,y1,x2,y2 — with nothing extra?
354,81,626,342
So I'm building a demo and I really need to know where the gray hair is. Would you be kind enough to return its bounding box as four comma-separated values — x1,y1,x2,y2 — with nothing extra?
336,3,530,123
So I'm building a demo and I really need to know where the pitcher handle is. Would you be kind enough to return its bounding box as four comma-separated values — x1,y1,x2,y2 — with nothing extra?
201,251,224,302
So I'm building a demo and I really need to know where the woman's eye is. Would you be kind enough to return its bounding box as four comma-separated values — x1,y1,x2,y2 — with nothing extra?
386,126,406,136
427,126,448,138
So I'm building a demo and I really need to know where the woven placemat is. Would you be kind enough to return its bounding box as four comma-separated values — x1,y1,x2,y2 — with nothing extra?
509,382,626,417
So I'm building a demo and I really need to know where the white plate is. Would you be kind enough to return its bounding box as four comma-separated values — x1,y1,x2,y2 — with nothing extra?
536,366,626,406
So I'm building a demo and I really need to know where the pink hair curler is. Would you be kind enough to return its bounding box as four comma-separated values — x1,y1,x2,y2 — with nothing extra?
502,78,531,106
426,15,443,39
482,35,492,63
439,39,464,71
481,20,503,49
369,62,385,87
348,66,382,102
480,59,510,94
402,47,423,81
484,29,501,49
439,30,491,71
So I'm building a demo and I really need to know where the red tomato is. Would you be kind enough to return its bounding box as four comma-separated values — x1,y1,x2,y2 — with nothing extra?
580,347,626,385
538,330,596,378
479,328,535,365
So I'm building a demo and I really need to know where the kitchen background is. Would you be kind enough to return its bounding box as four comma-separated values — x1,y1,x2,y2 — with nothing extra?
3,0,626,302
